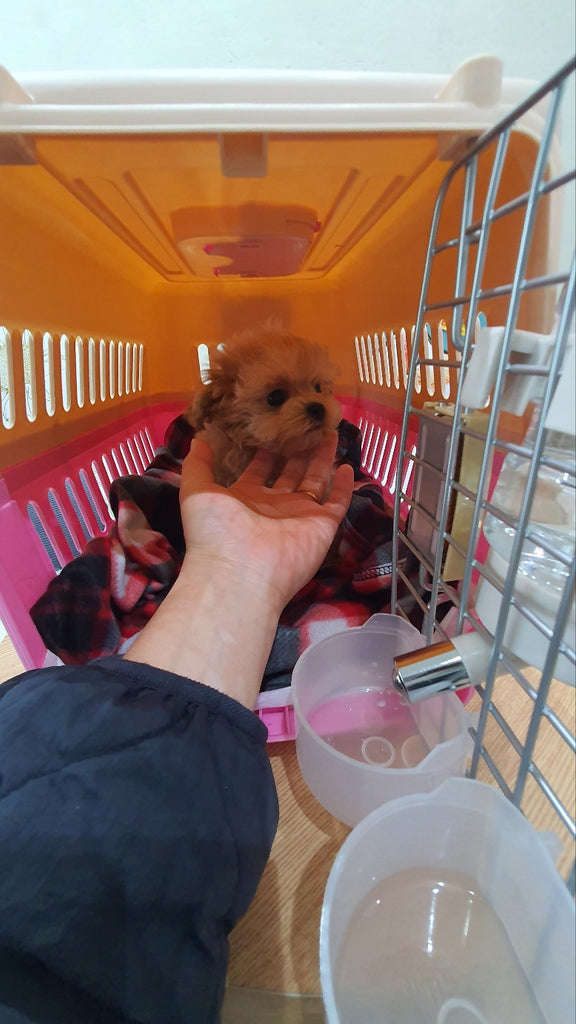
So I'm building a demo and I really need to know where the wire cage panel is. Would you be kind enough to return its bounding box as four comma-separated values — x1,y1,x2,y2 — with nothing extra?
392,57,575,888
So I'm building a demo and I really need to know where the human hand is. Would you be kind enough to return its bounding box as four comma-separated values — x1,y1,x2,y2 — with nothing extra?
126,433,353,705
179,432,354,614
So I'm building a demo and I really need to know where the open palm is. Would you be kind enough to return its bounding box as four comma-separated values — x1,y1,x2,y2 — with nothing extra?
179,436,354,612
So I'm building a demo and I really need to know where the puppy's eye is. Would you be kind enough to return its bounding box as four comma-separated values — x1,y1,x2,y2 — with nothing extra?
267,388,289,408
313,382,322,394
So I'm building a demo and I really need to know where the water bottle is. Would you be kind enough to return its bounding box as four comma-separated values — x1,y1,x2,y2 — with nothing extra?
482,415,575,597
476,325,575,685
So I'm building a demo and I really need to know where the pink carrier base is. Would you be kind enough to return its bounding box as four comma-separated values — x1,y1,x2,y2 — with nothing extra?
0,396,414,742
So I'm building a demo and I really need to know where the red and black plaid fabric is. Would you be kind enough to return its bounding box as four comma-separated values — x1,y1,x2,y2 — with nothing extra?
30,416,397,690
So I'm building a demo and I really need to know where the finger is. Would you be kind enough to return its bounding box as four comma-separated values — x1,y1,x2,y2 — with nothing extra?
322,462,354,520
238,448,278,485
293,432,339,500
273,431,339,496
271,452,309,491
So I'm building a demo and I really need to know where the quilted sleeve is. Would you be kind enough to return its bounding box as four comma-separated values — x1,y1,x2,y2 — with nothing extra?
0,656,278,1024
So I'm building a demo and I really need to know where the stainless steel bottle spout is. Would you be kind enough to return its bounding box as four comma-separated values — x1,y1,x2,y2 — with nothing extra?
393,636,490,703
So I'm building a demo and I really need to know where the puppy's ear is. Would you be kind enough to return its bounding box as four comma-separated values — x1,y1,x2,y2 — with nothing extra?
188,350,238,429
188,381,223,430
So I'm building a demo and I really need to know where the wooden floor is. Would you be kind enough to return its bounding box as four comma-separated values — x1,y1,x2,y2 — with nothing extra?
466,672,575,880
0,634,574,1022
0,635,25,682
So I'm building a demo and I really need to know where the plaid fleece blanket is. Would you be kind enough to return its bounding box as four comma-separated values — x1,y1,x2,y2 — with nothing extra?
31,416,398,691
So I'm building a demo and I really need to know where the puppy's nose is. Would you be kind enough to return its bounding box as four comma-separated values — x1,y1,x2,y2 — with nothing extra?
306,402,326,422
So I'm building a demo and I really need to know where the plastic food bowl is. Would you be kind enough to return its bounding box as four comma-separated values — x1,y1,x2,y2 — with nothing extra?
320,778,575,1024
292,614,475,826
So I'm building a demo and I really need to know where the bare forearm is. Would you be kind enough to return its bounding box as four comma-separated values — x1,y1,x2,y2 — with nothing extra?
123,560,282,710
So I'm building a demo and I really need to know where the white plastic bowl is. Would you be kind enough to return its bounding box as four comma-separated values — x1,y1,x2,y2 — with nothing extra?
320,778,575,1024
292,614,474,826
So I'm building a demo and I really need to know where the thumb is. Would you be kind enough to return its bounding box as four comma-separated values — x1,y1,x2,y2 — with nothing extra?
181,438,219,497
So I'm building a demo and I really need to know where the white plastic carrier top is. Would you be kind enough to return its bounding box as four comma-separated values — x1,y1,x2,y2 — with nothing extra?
0,56,543,135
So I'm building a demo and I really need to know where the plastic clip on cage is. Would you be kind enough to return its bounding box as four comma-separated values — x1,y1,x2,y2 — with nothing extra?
0,54,574,894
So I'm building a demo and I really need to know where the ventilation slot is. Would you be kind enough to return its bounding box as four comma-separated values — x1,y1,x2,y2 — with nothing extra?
47,489,81,558
132,434,148,472
65,478,93,542
22,329,37,422
90,461,113,519
26,502,63,572
79,469,107,532
0,326,15,429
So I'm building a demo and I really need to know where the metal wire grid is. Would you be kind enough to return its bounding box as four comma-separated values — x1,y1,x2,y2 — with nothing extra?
391,56,576,888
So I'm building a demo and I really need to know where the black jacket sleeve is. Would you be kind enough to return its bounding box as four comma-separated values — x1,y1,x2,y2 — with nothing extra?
0,656,279,1024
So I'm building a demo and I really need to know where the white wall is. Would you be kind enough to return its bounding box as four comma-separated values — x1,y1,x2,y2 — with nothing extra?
1,0,574,81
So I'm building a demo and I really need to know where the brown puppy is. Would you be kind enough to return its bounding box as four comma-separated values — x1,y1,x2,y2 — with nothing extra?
188,324,342,486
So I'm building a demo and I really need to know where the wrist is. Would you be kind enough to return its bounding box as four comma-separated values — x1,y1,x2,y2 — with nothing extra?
124,553,283,710
178,550,286,621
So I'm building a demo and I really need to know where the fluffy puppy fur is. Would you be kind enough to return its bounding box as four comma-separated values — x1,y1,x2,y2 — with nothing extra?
188,325,342,486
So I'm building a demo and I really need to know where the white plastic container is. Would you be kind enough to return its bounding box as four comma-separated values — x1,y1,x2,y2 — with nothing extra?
320,778,575,1024
292,615,475,826
478,384,576,686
